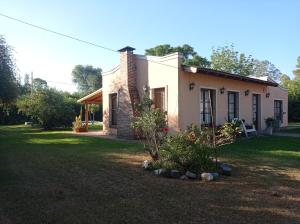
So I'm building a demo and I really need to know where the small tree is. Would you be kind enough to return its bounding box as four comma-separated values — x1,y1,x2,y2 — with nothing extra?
17,88,78,129
131,89,167,160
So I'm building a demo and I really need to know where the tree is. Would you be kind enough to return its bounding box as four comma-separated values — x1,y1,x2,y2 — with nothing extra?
33,78,47,90
145,44,210,68
89,104,99,124
71,65,102,95
293,56,300,79
279,74,290,85
0,35,18,104
252,59,281,81
17,88,78,129
281,77,300,121
210,44,254,76
145,44,174,56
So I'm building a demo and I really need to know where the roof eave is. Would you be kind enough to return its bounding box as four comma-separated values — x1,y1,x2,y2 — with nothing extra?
182,65,278,87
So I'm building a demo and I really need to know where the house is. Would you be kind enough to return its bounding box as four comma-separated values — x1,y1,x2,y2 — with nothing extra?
78,46,288,139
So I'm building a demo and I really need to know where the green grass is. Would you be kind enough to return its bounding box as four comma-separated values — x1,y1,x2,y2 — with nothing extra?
88,122,103,131
0,125,299,224
279,122,300,134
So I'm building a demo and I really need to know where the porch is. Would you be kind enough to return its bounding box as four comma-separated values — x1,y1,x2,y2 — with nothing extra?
77,89,103,131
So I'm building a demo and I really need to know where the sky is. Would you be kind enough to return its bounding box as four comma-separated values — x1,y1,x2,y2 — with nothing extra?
1,0,299,92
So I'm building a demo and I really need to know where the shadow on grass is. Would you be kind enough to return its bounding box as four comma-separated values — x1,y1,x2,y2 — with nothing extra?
0,125,299,224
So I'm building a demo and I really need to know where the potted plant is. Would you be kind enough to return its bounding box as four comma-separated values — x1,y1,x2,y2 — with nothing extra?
265,117,275,135
72,116,87,132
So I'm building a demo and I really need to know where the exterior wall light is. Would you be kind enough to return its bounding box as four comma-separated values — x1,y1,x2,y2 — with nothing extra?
266,93,270,98
220,87,225,94
189,82,195,91
245,89,250,96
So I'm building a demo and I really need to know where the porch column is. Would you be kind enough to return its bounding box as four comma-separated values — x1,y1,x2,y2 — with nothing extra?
85,103,89,130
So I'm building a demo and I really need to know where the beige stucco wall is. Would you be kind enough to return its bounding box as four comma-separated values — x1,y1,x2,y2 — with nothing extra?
102,66,121,135
135,53,181,132
178,71,288,131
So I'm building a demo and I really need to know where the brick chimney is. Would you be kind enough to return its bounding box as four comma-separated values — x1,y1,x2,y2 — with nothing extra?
117,46,140,139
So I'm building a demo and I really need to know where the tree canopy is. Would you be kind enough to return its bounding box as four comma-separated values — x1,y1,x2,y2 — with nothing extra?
210,44,254,76
17,88,79,129
293,56,300,79
0,35,18,104
252,59,282,81
145,44,211,68
33,78,48,90
71,65,102,95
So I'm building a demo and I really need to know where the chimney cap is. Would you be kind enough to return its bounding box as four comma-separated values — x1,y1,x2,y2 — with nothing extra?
118,46,135,52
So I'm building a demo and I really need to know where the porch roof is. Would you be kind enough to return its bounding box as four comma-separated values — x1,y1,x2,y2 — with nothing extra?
77,89,103,104
182,65,278,87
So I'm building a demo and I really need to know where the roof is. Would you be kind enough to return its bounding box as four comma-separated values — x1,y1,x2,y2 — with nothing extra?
77,89,102,104
182,65,278,87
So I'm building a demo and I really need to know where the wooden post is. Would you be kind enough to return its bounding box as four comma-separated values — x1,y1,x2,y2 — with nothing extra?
85,103,89,131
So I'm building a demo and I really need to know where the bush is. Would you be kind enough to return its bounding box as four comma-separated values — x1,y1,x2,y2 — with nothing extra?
17,88,79,129
160,125,214,173
132,92,168,160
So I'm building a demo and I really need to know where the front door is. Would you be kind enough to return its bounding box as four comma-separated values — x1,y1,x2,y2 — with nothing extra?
252,94,259,129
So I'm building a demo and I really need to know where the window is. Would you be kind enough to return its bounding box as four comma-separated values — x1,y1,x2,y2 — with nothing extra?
228,92,239,121
110,93,117,127
274,100,283,122
252,94,259,129
152,88,165,111
200,89,215,126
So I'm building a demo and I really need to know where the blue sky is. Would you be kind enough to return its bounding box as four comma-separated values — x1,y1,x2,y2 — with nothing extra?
1,0,299,92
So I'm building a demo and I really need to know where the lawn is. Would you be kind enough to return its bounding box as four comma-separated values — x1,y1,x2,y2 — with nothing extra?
0,125,299,224
280,122,300,134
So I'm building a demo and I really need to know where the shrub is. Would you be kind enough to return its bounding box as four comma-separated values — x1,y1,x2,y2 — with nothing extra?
156,122,239,174
132,92,168,160
159,125,214,173
17,88,78,129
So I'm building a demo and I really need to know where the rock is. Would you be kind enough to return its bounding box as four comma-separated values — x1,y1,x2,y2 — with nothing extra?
201,173,214,181
219,163,232,176
142,160,152,170
170,170,181,178
180,175,188,180
154,168,166,176
185,171,197,179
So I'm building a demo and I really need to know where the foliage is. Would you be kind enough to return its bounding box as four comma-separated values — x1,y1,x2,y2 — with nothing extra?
293,56,300,79
281,77,300,121
252,59,281,81
0,104,28,125
72,115,83,129
0,35,18,104
216,120,241,145
72,65,102,95
211,44,254,76
33,78,48,90
145,44,211,68
160,126,214,173
131,92,168,160
156,122,240,173
89,104,100,123
211,44,282,79
17,88,79,129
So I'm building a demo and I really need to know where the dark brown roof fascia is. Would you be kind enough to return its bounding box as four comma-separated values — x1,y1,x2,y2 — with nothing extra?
182,65,278,87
